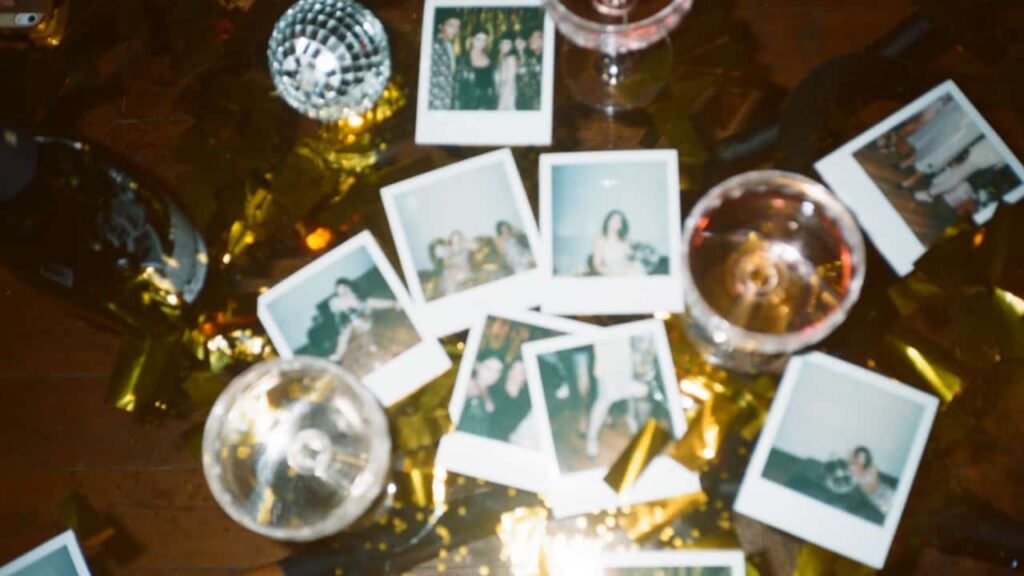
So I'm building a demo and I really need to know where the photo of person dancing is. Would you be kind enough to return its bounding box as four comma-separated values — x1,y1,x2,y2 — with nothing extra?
301,273,419,378
854,94,1021,246
591,210,648,276
457,318,562,448
539,335,672,472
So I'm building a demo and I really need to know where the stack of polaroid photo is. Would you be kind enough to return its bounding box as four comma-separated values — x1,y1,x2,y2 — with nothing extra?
258,147,699,521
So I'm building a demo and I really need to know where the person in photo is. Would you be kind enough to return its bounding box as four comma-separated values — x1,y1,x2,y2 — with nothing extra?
591,209,647,276
540,336,671,471
429,10,461,111
458,318,554,448
495,32,519,111
456,28,497,110
585,334,660,459
301,272,419,378
437,229,478,296
912,138,1015,210
495,219,535,273
847,446,895,515
515,28,543,111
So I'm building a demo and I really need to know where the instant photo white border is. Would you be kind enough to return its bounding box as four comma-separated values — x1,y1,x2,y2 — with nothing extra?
733,352,938,569
0,530,92,576
601,549,747,575
415,0,556,146
815,79,1024,277
539,150,684,316
381,149,544,337
257,230,452,407
523,319,700,518
437,310,599,492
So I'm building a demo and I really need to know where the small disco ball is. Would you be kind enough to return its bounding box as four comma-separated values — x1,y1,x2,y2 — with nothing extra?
267,0,391,122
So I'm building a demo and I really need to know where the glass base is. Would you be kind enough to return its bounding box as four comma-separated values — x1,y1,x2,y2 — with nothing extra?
559,37,673,113
683,313,791,375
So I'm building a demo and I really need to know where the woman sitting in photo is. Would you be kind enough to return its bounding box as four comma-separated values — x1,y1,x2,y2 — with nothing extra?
590,210,647,276
300,278,404,376
847,446,895,515
494,220,534,273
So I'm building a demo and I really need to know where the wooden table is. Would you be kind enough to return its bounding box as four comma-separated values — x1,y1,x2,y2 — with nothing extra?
1,0,1020,574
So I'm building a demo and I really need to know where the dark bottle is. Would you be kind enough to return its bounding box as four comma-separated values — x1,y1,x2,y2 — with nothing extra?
0,127,208,331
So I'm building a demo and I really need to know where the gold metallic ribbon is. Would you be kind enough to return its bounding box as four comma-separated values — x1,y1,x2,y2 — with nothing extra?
604,418,673,494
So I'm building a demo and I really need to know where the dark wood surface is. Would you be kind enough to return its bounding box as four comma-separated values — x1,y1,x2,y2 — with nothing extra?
1,0,1021,574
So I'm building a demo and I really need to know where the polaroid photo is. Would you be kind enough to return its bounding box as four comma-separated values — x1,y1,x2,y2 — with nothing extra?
815,79,1024,277
415,0,556,146
0,530,91,576
381,148,544,337
600,549,747,576
733,352,939,569
522,319,700,518
257,230,452,407
539,150,684,316
436,310,599,492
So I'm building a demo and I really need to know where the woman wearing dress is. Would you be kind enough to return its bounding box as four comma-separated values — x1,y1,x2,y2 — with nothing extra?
847,446,895,515
324,279,401,365
439,230,476,296
455,28,497,110
494,220,534,273
495,33,519,111
590,210,646,276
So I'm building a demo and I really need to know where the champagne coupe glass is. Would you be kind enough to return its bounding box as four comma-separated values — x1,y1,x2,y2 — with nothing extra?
543,0,693,112
202,357,391,542
680,170,867,374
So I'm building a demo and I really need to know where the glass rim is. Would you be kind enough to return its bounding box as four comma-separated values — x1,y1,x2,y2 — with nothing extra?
201,356,392,542
542,0,694,53
680,169,867,356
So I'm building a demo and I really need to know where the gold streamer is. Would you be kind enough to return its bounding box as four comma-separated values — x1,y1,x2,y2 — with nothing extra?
604,418,672,494
791,544,874,576
883,332,965,403
621,491,709,542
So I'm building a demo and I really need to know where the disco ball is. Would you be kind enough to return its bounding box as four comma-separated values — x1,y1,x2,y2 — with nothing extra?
267,0,391,122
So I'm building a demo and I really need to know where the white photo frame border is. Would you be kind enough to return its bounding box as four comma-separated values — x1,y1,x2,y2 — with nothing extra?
732,351,939,569
814,79,1024,277
381,148,545,337
257,230,453,407
600,549,747,575
415,0,556,147
437,309,600,492
523,319,701,519
0,530,92,576
539,149,685,316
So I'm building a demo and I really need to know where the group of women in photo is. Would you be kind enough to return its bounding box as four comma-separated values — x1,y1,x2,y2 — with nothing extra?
423,221,535,300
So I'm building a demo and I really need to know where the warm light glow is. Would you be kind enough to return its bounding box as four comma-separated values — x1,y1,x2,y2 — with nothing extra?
305,227,333,252
497,507,548,576
346,114,366,129
543,533,602,575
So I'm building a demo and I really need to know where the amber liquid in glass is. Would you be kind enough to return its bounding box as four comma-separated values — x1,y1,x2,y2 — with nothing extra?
687,188,854,337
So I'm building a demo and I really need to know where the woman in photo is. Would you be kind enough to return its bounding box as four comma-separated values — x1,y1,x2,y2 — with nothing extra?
494,220,534,273
312,278,402,364
912,137,1010,210
591,210,646,276
847,446,895,515
455,28,497,110
495,32,519,111
439,229,479,296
